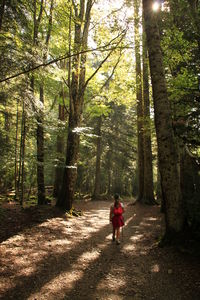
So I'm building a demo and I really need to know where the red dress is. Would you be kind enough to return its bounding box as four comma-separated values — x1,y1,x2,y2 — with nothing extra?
112,204,124,229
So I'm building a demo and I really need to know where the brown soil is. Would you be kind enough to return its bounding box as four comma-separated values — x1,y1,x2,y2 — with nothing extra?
0,200,200,300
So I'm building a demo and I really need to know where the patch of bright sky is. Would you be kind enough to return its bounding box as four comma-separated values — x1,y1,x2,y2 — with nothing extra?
88,0,135,49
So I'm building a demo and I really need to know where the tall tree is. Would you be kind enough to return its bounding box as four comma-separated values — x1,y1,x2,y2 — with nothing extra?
143,0,185,238
57,0,94,210
37,0,54,204
134,0,144,201
31,0,46,204
142,22,155,204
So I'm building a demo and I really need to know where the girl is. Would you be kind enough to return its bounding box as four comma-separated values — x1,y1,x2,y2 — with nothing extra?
110,193,125,245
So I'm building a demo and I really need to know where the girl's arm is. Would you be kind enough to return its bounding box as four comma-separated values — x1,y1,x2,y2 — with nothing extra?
109,206,113,222
121,202,125,213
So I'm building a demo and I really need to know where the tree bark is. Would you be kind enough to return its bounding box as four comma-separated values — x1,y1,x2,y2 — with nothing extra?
93,116,102,199
57,0,93,210
107,149,112,196
57,108,82,210
143,0,185,237
53,103,66,197
37,85,45,204
142,24,155,204
134,0,144,201
0,0,6,30
35,0,53,204
14,100,19,200
19,102,26,206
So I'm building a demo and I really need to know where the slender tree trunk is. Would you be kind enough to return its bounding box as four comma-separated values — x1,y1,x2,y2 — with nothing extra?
4,96,10,144
134,0,144,202
17,101,25,202
34,0,53,204
93,116,102,199
53,104,66,197
15,100,19,200
143,0,185,237
142,24,155,204
20,103,26,206
0,0,6,30
107,145,113,196
37,85,45,204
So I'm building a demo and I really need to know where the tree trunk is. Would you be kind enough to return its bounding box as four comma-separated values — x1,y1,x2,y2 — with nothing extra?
35,0,53,204
37,85,45,204
53,104,66,197
107,149,112,196
3,95,10,144
156,158,163,205
143,0,185,237
142,24,155,204
57,0,93,210
14,100,19,200
0,0,6,30
57,109,81,210
93,116,102,199
134,0,144,202
20,103,26,206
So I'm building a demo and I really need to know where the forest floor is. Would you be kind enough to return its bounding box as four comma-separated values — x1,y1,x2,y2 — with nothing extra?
0,199,200,300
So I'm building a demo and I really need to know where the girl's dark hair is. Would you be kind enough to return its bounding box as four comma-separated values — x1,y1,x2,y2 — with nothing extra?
114,193,119,200
114,193,120,207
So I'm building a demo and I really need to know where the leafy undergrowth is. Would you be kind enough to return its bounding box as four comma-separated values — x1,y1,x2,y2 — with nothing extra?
0,200,200,300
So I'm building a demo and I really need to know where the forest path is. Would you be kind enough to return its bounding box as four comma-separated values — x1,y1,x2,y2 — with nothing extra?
0,200,200,300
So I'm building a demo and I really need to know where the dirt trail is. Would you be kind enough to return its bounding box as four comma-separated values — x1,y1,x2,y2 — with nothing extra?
0,200,200,300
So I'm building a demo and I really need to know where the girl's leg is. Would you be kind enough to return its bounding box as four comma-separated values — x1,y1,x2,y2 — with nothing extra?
112,227,116,241
116,227,120,244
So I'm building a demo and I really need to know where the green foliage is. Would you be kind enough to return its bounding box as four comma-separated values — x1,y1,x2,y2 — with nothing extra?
160,2,200,156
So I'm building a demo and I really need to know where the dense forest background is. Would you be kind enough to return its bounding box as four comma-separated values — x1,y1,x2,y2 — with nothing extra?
0,0,200,241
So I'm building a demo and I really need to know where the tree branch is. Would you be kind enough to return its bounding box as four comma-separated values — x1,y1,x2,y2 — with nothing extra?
0,33,131,83
72,0,78,17
45,0,54,47
83,32,126,89
101,48,122,90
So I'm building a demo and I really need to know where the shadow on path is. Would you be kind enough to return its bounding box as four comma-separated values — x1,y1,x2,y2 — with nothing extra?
0,201,199,300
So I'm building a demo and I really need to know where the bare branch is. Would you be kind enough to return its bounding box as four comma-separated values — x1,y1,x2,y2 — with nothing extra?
62,76,69,88
0,31,131,83
45,0,54,46
83,32,126,89
101,48,122,90
72,0,78,17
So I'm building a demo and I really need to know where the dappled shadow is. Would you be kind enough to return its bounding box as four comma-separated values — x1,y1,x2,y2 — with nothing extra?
61,204,163,299
0,203,64,243
0,202,116,299
1,201,199,300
